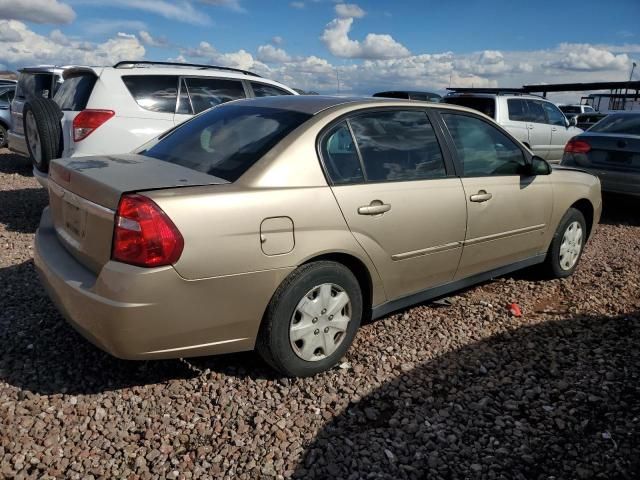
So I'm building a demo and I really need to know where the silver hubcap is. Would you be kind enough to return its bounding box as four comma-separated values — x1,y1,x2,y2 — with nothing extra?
26,111,42,163
289,283,351,362
559,221,583,271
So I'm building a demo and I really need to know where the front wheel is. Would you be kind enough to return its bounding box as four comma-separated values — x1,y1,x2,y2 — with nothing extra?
257,261,362,377
543,208,587,278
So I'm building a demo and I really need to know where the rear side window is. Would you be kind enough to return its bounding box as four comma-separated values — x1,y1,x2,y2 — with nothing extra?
560,105,581,114
525,100,547,123
122,75,178,113
321,122,364,185
443,97,496,119
507,99,529,121
184,77,246,114
442,113,525,176
54,74,97,111
0,89,14,103
251,82,292,97
348,110,446,182
143,104,311,182
16,73,56,100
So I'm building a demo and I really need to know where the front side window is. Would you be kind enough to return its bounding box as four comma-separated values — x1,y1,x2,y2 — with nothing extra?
251,82,292,97
143,104,311,182
122,75,178,113
321,122,364,185
541,102,567,126
348,110,446,182
184,77,246,114
442,113,525,176
526,100,547,124
507,99,529,122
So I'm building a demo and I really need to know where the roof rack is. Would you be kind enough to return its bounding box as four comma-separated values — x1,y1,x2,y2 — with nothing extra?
113,60,262,78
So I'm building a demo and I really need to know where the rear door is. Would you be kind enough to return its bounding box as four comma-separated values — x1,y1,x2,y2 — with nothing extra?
525,100,552,159
322,108,467,300
503,98,531,147
439,111,552,279
174,76,247,125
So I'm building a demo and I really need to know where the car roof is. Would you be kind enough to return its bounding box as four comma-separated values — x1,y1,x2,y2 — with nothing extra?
446,92,544,100
226,95,480,116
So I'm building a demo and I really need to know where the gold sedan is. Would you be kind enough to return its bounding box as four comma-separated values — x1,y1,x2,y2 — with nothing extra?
34,96,602,376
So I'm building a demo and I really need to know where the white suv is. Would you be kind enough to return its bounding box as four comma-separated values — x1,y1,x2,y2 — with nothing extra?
23,61,297,180
443,91,583,163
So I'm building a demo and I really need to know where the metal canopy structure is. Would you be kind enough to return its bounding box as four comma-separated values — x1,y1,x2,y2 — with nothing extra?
523,81,640,95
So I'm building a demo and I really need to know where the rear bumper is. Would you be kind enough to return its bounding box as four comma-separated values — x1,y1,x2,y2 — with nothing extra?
7,130,28,156
580,168,640,197
34,208,292,360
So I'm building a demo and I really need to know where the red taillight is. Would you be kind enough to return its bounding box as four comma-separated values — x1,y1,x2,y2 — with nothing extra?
112,194,184,268
565,138,591,154
73,109,115,142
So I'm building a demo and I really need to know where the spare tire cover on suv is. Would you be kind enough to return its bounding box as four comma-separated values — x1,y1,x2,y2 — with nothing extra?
23,97,63,173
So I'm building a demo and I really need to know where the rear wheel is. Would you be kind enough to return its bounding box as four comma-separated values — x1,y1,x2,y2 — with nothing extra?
23,97,63,173
543,208,587,278
257,261,362,377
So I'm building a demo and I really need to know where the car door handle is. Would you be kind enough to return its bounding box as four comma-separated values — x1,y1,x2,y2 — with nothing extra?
527,125,534,129
358,201,391,215
470,190,492,203
551,127,557,132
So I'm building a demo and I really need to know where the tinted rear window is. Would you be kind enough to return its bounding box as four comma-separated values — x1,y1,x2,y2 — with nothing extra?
589,114,640,135
122,75,178,113
54,74,97,111
16,73,58,99
143,104,312,181
443,97,496,119
251,82,292,97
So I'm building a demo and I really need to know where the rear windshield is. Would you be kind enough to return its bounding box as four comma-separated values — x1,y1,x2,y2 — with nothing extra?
589,114,640,135
143,104,312,181
443,97,496,119
54,74,97,111
16,72,59,100
559,106,581,114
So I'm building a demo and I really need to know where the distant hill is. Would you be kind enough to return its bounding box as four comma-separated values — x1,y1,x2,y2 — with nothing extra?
0,71,18,80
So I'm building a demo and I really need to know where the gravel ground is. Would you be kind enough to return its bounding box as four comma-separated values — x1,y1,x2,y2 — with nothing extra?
1,148,639,479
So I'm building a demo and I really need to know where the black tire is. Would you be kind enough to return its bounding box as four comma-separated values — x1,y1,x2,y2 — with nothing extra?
23,97,63,173
257,261,363,377
0,123,7,148
543,207,587,278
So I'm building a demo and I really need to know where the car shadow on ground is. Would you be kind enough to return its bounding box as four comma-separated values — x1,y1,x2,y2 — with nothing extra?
294,312,640,479
0,187,48,233
0,260,278,395
600,193,640,227
0,150,32,176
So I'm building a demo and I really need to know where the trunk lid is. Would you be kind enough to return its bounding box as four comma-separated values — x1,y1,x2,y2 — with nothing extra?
579,133,640,172
47,154,227,273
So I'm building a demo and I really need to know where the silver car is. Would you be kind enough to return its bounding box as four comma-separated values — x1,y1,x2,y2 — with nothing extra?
0,84,15,148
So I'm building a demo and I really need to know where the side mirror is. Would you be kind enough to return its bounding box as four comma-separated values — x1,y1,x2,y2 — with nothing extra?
529,155,552,175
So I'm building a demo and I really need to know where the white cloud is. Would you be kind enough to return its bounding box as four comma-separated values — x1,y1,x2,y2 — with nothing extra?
0,0,76,24
271,36,284,45
290,2,305,9
0,21,23,42
0,20,145,68
84,19,148,36
257,44,291,63
546,43,630,71
180,41,267,71
73,0,211,26
321,17,410,59
335,3,365,19
139,30,168,47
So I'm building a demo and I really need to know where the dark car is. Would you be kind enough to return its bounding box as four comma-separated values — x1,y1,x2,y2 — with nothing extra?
561,112,640,196
373,91,441,102
573,112,607,130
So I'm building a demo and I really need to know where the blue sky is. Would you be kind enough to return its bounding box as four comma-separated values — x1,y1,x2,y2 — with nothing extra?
1,0,639,100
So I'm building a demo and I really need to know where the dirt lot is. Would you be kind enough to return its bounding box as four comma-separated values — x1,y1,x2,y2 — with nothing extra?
1,148,639,479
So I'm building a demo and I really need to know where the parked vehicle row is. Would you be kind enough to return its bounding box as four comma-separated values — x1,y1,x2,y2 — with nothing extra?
8,61,297,178
34,95,602,376
0,83,15,147
443,91,584,163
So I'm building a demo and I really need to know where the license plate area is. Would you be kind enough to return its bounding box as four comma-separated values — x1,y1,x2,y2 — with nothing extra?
63,198,87,239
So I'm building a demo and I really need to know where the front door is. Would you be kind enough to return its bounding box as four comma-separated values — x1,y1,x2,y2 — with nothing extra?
322,109,467,300
541,101,576,162
440,111,553,279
